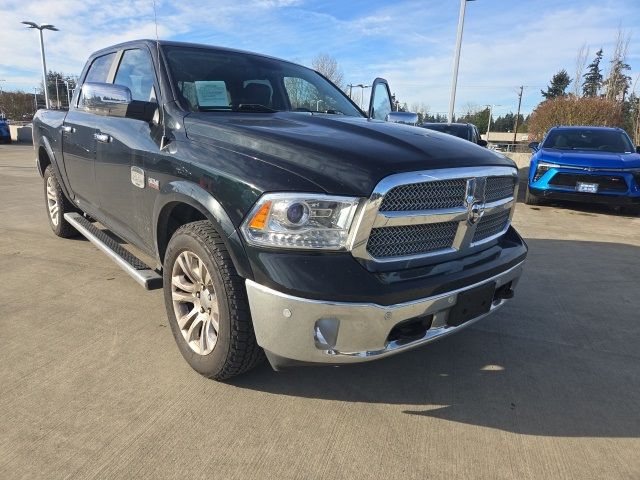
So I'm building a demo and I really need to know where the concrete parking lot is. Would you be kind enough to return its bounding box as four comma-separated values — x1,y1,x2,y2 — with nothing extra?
1,143,639,480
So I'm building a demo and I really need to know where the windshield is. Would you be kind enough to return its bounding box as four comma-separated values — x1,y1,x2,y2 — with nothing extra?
542,129,634,153
422,123,471,140
163,45,362,117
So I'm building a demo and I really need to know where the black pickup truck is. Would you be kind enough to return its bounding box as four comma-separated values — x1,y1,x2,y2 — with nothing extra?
33,40,527,379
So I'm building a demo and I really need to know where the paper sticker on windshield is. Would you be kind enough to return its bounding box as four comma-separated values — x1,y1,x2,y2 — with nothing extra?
195,81,229,108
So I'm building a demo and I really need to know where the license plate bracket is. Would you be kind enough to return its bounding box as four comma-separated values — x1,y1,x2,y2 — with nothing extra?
576,182,599,193
448,282,496,327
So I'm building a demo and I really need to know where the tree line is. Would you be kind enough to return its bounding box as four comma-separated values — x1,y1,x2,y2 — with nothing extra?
530,30,638,143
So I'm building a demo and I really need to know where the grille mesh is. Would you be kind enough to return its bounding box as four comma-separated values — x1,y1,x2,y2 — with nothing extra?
366,221,458,258
472,210,511,243
485,176,515,202
379,179,467,211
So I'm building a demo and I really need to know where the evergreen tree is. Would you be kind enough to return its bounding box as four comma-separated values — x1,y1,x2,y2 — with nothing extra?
541,69,572,100
582,49,603,97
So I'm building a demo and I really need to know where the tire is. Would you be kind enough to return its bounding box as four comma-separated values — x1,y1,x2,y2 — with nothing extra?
43,165,78,238
524,186,543,206
163,220,263,380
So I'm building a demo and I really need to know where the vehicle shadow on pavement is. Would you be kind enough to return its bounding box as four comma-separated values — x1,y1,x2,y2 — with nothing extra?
231,238,640,438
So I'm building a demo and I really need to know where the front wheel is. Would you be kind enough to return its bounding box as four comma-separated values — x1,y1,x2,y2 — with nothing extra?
162,221,263,380
43,165,78,238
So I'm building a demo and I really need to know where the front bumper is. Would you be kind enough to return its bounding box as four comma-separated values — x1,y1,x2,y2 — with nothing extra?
246,260,524,369
530,187,640,206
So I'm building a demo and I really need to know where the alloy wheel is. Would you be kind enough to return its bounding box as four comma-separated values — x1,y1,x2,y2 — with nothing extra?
171,250,220,355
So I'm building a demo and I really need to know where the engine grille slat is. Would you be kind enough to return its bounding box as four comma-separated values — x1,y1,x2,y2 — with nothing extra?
366,222,458,258
379,179,467,211
472,209,511,243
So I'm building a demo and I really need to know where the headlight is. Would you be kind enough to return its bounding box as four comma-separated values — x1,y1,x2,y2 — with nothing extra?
241,193,361,250
533,161,559,182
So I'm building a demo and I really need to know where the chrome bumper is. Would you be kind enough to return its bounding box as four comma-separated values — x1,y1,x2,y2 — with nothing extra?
246,261,524,368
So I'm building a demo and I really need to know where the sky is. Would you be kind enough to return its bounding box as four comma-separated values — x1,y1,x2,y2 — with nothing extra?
1,0,639,117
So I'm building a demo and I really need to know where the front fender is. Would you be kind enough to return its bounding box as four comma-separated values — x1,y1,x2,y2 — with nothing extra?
153,180,253,279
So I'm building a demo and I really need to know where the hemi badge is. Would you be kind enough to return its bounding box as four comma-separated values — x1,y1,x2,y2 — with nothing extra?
148,177,160,190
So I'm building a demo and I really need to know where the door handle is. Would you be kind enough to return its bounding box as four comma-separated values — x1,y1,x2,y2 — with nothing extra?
62,125,76,133
94,132,112,143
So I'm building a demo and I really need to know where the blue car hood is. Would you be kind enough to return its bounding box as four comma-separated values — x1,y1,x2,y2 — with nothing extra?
539,149,640,169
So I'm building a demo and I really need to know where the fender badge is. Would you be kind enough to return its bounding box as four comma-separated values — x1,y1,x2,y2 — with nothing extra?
148,177,160,190
130,166,145,189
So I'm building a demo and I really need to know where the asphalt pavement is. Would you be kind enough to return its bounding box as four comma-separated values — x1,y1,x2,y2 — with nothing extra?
1,143,639,479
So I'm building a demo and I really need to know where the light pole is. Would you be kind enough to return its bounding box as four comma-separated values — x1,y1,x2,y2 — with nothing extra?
447,0,475,123
356,84,370,109
316,99,323,111
485,104,501,143
0,79,5,118
22,21,58,109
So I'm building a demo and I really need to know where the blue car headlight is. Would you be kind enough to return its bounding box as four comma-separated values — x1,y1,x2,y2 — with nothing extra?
533,161,559,182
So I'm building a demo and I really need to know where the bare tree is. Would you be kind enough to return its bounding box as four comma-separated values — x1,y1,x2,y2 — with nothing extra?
572,43,589,97
604,29,632,102
311,53,345,90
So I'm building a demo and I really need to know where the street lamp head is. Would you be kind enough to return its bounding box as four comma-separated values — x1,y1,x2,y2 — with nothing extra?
21,21,58,31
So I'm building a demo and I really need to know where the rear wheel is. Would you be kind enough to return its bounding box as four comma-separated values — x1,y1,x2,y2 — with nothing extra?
43,165,78,238
163,221,263,380
524,186,544,206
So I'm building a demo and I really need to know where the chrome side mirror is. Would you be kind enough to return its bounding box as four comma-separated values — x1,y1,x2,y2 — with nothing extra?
80,82,132,117
386,111,419,125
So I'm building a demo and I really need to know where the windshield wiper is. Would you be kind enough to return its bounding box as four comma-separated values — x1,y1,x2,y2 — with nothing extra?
237,104,278,113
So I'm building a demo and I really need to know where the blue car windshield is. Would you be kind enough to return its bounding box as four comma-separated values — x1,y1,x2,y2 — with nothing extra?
542,129,634,153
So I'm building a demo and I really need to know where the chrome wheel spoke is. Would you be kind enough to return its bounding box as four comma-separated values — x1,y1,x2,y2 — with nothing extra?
172,274,195,293
177,307,199,329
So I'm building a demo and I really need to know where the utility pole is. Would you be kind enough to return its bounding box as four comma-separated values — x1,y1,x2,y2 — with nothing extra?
64,80,71,107
512,86,524,147
33,87,38,112
55,75,60,109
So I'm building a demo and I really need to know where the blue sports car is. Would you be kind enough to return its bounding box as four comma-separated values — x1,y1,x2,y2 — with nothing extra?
526,126,640,213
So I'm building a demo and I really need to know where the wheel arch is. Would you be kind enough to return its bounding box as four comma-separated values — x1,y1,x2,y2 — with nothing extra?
153,181,253,280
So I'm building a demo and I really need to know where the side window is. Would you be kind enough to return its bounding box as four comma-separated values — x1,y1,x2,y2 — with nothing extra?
284,76,340,112
114,49,157,102
84,53,116,84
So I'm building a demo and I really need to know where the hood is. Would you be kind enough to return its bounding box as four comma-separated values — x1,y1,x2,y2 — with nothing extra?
539,148,640,170
183,112,514,195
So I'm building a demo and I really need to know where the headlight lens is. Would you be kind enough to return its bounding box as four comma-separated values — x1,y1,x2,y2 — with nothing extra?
241,193,361,250
533,161,559,182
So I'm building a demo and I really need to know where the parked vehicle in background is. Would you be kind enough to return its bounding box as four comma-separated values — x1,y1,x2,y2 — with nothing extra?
526,126,640,214
421,122,488,147
0,118,11,143
32,40,527,379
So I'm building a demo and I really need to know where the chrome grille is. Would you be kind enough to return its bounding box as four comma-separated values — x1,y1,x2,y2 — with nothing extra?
472,209,511,243
379,179,467,211
351,166,518,265
367,222,458,258
485,176,516,202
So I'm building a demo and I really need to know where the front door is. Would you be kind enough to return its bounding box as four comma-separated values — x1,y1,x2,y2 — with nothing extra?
94,47,161,250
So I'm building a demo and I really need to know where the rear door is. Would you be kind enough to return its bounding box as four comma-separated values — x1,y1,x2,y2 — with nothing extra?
62,52,116,207
94,47,162,250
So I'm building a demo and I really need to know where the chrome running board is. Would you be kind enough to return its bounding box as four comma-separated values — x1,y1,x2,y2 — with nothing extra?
64,213,163,290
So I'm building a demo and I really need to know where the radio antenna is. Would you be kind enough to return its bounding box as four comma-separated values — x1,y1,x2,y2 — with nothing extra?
152,0,169,149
